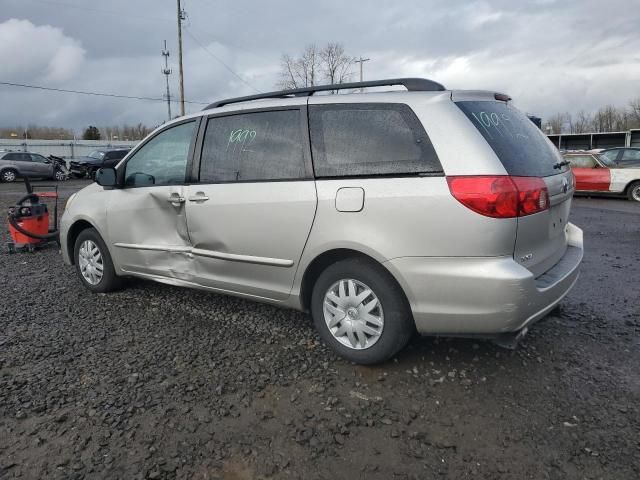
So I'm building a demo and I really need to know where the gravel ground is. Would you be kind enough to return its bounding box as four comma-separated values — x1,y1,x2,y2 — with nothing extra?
0,180,639,480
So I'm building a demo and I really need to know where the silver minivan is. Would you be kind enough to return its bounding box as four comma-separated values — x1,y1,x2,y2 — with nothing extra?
60,78,583,364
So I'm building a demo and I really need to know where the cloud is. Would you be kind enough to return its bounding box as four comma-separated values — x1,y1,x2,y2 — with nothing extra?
0,18,85,83
0,0,639,130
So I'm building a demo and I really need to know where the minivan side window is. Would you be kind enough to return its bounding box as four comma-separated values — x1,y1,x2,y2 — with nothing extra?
200,109,307,183
309,103,442,177
124,121,195,187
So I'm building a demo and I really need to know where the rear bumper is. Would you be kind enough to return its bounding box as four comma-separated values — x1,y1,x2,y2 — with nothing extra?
385,222,584,335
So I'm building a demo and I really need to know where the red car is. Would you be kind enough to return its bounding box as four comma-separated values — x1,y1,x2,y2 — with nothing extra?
563,152,640,202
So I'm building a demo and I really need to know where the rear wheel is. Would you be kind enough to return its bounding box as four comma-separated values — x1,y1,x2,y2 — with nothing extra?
311,257,414,364
1,169,18,182
627,181,640,202
74,228,123,293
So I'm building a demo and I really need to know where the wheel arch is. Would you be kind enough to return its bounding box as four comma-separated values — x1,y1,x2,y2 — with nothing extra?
298,248,411,314
66,219,98,264
0,166,19,178
624,179,640,199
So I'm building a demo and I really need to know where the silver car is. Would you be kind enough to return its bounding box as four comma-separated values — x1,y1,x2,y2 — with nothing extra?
0,151,66,182
60,78,583,364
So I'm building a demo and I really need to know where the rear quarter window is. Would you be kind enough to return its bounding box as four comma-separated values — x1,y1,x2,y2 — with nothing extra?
309,103,442,177
456,101,567,177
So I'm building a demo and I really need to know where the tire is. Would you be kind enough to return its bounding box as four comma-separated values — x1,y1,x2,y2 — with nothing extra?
53,169,66,181
311,257,414,365
73,228,123,293
627,181,640,203
1,169,18,183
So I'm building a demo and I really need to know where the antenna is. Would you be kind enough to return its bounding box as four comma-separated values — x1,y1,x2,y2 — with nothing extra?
161,40,172,121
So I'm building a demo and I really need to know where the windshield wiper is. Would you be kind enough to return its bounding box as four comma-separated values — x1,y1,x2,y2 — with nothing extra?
553,160,570,169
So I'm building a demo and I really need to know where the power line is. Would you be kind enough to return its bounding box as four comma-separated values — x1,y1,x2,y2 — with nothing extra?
0,81,209,105
23,0,173,22
184,27,260,93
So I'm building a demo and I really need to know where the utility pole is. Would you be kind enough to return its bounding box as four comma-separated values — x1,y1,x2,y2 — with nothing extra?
161,40,172,121
354,57,370,92
176,0,186,116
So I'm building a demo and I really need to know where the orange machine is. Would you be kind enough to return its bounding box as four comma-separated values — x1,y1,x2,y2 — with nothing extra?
7,179,59,253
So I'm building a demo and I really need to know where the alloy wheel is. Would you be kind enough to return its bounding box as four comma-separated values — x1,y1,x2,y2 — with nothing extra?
78,240,104,285
323,278,384,350
2,170,16,182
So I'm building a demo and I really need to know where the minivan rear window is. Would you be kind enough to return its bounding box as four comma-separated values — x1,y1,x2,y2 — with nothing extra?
456,101,567,177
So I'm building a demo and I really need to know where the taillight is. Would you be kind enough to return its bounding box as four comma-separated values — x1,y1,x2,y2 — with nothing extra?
447,176,549,218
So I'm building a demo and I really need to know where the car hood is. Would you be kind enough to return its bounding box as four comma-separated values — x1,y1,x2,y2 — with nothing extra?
72,156,103,165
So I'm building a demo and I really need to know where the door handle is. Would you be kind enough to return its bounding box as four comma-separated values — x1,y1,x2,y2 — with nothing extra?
167,195,185,204
188,193,210,202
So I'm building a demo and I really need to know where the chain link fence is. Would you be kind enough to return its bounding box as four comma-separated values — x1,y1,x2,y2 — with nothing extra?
0,139,138,158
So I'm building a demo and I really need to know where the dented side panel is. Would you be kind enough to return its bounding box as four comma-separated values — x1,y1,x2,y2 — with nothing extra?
106,186,194,281
183,181,318,300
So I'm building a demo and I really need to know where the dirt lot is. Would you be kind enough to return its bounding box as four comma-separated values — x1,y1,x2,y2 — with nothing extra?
0,180,638,480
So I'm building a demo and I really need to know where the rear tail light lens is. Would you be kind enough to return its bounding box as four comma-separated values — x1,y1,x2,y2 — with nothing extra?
447,176,549,218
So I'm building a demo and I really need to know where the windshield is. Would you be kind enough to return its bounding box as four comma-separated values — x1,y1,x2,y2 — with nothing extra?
88,151,105,160
456,100,568,177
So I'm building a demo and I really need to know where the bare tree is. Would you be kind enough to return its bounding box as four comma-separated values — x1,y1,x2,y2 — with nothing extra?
99,124,151,141
321,42,355,86
278,43,355,90
278,44,320,89
546,113,569,134
572,110,593,133
629,98,640,126
0,125,74,140
592,105,619,132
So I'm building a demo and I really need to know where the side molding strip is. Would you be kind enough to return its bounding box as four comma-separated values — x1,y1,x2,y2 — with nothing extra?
113,243,294,268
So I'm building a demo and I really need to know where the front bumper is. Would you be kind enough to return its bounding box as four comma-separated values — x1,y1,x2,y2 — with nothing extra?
385,222,584,335
69,163,93,177
60,214,72,265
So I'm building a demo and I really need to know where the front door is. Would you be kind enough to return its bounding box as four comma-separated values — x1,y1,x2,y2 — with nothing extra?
106,120,198,279
567,154,611,191
184,107,317,301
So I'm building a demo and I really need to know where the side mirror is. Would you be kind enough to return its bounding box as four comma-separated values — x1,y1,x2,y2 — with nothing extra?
43,158,52,164
95,167,117,187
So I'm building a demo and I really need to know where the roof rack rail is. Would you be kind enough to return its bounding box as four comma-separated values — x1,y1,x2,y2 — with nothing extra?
204,77,446,110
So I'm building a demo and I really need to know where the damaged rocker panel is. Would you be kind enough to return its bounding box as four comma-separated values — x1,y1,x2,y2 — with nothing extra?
113,243,294,267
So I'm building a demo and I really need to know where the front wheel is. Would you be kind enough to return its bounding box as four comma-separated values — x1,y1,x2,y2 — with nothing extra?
74,228,123,293
53,169,67,181
311,257,414,365
627,181,640,202
1,169,18,182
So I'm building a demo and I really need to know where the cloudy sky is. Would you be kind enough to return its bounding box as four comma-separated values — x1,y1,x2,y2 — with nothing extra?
1,0,639,132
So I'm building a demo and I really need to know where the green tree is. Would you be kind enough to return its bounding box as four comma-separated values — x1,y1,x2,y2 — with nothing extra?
82,125,101,140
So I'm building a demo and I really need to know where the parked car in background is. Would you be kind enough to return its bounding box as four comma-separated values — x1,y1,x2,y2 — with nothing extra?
69,149,131,178
563,152,640,202
61,78,583,364
598,147,640,168
0,151,67,182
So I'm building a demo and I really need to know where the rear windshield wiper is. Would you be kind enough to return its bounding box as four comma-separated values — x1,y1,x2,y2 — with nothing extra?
553,160,570,169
